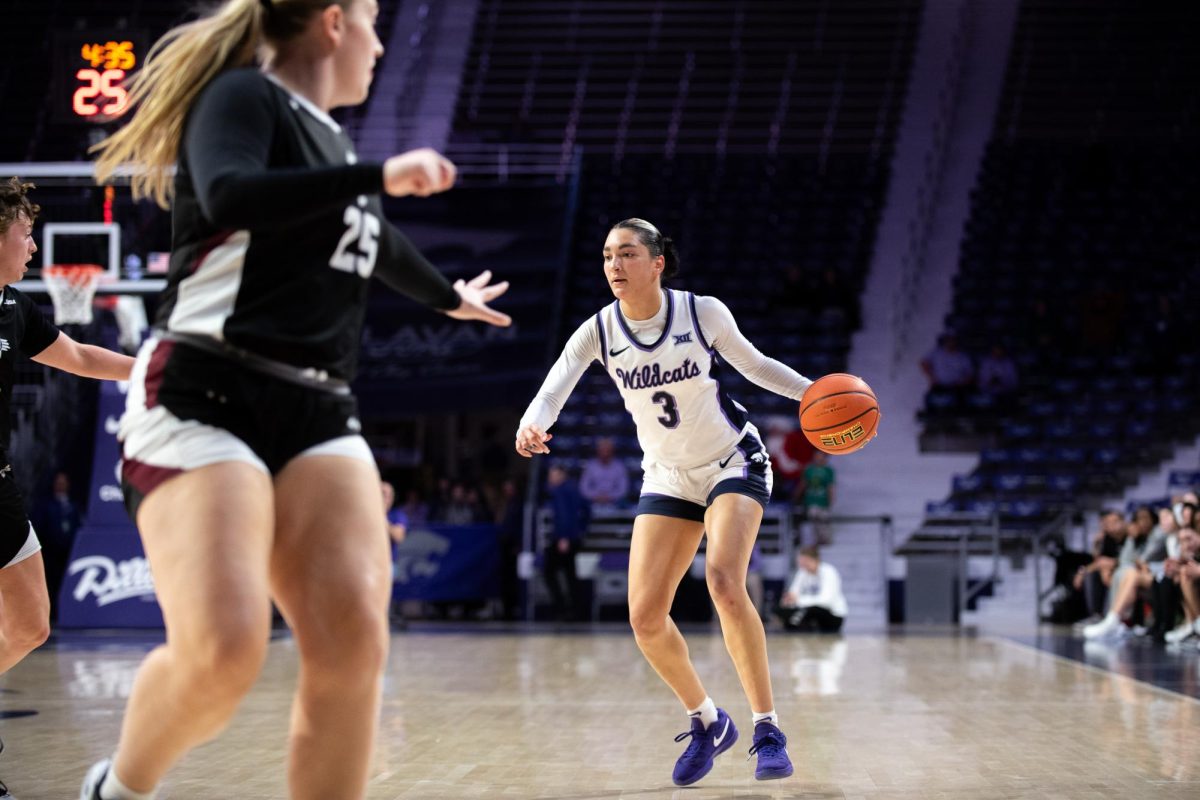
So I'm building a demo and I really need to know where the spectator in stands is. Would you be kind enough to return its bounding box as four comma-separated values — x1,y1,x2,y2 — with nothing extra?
774,547,846,633
765,416,814,505
579,437,630,508
380,481,407,626
442,482,480,525
1083,506,1167,640
920,332,974,406
428,476,454,521
1164,526,1200,647
493,478,525,620
799,451,836,545
976,344,1019,399
34,471,83,619
400,488,430,527
1073,509,1128,622
380,481,407,545
542,464,590,621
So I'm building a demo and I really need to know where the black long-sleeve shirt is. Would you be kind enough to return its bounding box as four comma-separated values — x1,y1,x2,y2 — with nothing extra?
157,68,459,380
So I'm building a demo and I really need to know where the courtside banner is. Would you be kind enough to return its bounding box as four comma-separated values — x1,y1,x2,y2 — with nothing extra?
87,379,133,527
57,527,163,628
391,524,500,602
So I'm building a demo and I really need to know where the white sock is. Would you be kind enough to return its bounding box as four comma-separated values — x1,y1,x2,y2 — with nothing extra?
753,709,778,728
687,696,719,729
101,766,157,800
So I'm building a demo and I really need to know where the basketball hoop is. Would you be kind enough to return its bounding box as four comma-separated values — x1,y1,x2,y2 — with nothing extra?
42,264,105,325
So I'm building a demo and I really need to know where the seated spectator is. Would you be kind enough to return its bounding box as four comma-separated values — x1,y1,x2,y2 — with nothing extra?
765,415,814,504
1082,505,1168,640
1164,526,1200,647
920,332,974,407
799,451,836,544
579,437,629,508
976,344,1019,398
1072,509,1128,622
774,547,846,633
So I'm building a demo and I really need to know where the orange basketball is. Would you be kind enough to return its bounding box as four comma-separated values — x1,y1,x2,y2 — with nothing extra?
799,373,880,455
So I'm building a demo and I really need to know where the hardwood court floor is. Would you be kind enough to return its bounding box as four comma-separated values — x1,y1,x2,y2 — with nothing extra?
2,627,1198,798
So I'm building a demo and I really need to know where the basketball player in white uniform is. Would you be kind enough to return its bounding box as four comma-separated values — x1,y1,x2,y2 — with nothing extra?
516,218,813,785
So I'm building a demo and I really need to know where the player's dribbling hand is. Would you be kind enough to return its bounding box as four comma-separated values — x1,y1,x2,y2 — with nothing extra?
446,270,513,327
515,424,552,457
383,148,457,197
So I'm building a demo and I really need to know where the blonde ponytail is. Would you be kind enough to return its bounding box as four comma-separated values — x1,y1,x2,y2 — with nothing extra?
92,0,266,209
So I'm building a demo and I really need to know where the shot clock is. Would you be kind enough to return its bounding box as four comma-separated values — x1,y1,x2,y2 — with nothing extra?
53,31,146,123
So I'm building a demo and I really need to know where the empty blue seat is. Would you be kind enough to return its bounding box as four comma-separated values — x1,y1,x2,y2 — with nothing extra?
1168,470,1200,490
993,474,1026,492
981,448,1015,465
925,499,960,515
953,474,985,493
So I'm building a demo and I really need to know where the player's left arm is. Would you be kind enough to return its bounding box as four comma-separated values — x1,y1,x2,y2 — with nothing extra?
32,332,135,381
696,295,813,399
375,224,511,327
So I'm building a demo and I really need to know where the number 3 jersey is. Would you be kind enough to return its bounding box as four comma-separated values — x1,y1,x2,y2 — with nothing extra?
157,68,459,381
520,288,814,469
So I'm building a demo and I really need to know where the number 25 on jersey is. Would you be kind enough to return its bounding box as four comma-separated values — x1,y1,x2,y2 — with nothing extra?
329,206,380,278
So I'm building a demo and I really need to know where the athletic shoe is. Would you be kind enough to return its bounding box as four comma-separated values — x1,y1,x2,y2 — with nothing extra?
1165,619,1198,645
1082,613,1124,640
79,759,111,800
672,707,738,786
748,721,794,780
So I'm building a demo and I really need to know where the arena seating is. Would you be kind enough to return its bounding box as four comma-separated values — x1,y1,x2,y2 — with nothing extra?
920,0,1200,527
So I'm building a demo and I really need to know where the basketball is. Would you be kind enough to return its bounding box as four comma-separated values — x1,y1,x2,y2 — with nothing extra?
799,373,880,454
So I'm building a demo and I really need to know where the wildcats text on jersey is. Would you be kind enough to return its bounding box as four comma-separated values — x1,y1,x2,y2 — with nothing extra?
615,358,702,391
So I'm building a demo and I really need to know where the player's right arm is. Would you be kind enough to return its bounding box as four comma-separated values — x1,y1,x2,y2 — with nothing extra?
515,318,603,458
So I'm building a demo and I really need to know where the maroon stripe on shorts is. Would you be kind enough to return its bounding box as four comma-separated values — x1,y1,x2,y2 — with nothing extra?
143,339,175,410
190,230,236,275
121,458,183,499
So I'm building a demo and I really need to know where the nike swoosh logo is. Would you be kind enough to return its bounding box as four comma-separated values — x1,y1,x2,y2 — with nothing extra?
718,454,735,469
713,718,730,747
609,346,630,357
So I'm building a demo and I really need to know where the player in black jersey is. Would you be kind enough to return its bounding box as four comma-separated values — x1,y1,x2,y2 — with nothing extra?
81,2,511,799
0,178,135,797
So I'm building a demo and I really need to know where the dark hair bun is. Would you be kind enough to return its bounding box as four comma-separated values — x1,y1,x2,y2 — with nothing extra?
661,236,680,280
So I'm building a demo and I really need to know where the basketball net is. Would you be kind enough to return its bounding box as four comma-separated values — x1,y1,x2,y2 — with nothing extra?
43,264,105,325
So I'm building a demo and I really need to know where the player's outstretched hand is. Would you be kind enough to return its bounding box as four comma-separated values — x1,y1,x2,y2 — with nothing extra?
515,424,552,457
445,270,512,327
383,148,457,198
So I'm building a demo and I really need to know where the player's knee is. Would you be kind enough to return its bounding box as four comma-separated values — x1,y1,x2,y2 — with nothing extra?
10,614,50,652
302,602,388,679
180,622,268,700
706,565,747,611
629,604,668,640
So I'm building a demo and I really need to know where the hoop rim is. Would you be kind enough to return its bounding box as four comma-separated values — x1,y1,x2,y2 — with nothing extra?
43,263,107,276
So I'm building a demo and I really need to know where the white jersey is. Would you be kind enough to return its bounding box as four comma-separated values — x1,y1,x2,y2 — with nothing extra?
520,288,813,469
